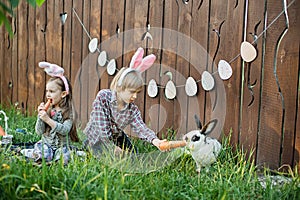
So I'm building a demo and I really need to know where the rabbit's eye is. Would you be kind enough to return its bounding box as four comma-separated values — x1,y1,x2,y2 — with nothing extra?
191,135,200,142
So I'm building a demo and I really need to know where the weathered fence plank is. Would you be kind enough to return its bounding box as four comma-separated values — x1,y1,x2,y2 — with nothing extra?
257,1,289,169
220,0,245,145
17,1,29,112
240,0,265,160
144,0,163,134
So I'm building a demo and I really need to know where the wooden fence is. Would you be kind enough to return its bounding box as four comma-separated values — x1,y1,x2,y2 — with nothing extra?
0,0,299,171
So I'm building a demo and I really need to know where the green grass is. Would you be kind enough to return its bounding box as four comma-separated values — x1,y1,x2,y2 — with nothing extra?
0,106,299,200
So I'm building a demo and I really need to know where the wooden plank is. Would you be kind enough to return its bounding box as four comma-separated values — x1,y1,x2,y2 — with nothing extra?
144,0,164,135
217,0,244,144
108,0,125,78
240,0,265,160
71,0,84,125
101,0,125,89
295,77,300,172
34,3,47,109
279,1,299,169
187,0,210,133
11,7,18,105
0,24,3,104
173,2,193,137
80,0,91,128
62,0,72,79
17,1,29,113
27,4,36,113
257,0,288,169
45,0,62,63
158,0,179,138
1,19,13,106
123,0,148,123
204,0,225,125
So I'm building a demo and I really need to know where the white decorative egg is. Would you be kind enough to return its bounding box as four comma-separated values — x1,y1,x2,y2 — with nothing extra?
147,79,158,98
185,77,198,96
240,41,257,62
98,51,107,67
107,59,116,75
165,80,176,99
88,38,98,53
201,71,215,91
218,60,233,80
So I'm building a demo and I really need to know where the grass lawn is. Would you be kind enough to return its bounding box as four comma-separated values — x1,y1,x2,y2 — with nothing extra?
0,105,299,200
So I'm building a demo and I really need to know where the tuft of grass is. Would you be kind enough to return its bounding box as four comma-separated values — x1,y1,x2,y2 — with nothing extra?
0,106,299,199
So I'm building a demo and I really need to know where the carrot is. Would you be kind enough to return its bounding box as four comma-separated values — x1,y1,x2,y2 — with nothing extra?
158,140,187,151
0,125,6,136
44,99,52,111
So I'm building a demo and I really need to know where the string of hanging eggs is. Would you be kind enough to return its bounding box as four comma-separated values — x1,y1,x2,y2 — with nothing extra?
72,0,293,100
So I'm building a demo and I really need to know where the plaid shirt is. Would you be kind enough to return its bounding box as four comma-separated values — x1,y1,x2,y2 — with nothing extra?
84,89,158,147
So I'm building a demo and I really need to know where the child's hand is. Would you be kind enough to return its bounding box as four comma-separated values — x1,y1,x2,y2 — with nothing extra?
152,138,167,151
38,109,50,122
37,102,46,112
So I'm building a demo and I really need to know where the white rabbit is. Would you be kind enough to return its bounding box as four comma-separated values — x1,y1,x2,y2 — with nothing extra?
183,115,222,173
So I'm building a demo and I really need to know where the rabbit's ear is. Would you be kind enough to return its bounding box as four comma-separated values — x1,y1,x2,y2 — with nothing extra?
201,119,218,136
129,47,144,69
137,54,156,72
38,61,51,69
194,114,202,129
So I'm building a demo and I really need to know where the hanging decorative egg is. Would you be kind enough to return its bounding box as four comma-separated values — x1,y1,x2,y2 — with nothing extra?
88,38,98,53
201,71,215,91
165,80,176,99
147,79,158,98
107,59,116,75
240,41,257,62
98,51,107,67
218,60,233,80
185,76,198,96
164,71,176,99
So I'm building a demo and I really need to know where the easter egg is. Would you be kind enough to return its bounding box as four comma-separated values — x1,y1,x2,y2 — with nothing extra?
218,60,233,80
107,59,116,75
88,38,98,53
147,79,158,98
185,77,198,96
201,71,215,91
240,41,257,62
165,80,176,99
98,51,107,67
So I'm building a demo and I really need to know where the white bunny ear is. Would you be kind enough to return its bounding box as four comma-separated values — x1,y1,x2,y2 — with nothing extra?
201,119,218,136
38,61,64,77
138,54,156,72
38,61,51,69
129,47,144,69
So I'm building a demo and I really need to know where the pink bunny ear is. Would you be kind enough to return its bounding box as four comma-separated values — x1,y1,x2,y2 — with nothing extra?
38,61,64,77
129,47,144,69
138,54,156,72
38,61,69,94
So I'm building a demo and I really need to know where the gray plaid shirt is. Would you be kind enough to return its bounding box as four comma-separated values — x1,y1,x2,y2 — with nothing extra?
35,110,72,148
84,89,158,147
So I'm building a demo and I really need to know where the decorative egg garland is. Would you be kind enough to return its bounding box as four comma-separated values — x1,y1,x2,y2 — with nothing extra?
74,1,293,99
87,35,258,98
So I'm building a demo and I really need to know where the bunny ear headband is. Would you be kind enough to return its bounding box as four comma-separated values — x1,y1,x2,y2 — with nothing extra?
38,61,69,94
117,47,156,86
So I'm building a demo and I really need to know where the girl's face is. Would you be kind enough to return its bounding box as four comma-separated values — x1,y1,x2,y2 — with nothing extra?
46,81,67,108
118,88,140,104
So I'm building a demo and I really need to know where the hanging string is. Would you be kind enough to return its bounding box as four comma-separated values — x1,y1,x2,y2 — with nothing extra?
73,8,91,40
229,0,295,64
